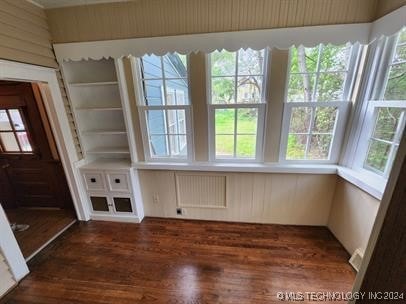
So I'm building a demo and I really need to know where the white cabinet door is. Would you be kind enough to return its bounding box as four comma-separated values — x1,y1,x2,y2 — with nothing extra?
83,171,106,191
106,171,131,193
110,194,136,215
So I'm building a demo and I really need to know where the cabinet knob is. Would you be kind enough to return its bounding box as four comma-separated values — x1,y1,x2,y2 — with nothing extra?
115,178,120,184
90,178,96,183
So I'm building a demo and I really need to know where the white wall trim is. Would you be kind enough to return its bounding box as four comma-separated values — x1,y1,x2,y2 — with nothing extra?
133,161,338,174
0,59,89,221
0,206,28,281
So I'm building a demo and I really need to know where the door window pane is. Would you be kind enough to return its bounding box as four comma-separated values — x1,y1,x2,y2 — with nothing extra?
9,110,25,130
0,110,12,130
0,133,19,151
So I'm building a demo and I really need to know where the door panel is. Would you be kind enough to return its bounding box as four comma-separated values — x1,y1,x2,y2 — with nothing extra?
0,81,73,210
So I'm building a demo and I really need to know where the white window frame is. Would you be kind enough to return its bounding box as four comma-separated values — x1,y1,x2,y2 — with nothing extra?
207,49,269,162
353,31,406,179
280,43,362,164
134,55,194,162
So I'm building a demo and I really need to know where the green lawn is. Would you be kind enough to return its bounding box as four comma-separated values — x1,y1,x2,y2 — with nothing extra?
215,109,257,157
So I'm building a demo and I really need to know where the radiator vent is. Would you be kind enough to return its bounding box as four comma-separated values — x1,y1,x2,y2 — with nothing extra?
175,173,227,208
349,248,364,272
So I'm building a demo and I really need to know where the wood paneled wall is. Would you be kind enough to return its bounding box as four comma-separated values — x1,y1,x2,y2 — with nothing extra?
139,170,337,225
328,178,380,255
46,0,381,43
0,0,82,157
376,0,406,18
0,0,56,67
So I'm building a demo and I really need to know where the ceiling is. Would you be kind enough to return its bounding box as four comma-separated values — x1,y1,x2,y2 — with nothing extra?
31,0,133,9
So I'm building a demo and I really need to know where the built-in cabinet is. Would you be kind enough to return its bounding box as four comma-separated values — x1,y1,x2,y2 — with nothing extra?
61,58,144,222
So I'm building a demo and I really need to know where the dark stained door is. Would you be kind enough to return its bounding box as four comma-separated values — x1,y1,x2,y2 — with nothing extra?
0,81,73,210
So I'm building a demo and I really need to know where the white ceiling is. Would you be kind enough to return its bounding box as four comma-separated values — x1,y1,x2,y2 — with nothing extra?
30,0,133,9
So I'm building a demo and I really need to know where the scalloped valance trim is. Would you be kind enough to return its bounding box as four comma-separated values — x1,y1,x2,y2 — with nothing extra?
53,6,405,62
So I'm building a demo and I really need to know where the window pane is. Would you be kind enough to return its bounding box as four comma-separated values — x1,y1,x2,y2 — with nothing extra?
0,133,19,151
143,79,164,105
393,45,406,64
237,108,257,134
167,110,186,134
290,46,319,73
237,76,262,103
215,109,235,134
313,107,338,133
287,73,316,102
286,134,307,159
365,139,391,173
146,110,166,135
163,54,187,78
212,77,235,104
17,132,32,152
384,63,406,100
320,45,351,72
308,134,332,160
166,79,189,105
211,51,236,76
373,107,403,141
169,135,187,156
236,135,256,158
9,110,25,131
0,110,12,131
141,54,163,79
289,107,311,133
237,49,264,75
316,72,346,101
216,134,234,158
150,135,168,157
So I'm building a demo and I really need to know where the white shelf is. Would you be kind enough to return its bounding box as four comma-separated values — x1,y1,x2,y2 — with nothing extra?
82,130,127,135
76,106,122,111
87,147,130,154
80,158,131,170
69,81,118,87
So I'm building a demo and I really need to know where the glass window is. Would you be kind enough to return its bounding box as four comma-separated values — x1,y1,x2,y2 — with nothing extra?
209,49,267,160
0,109,33,153
138,53,191,160
282,43,358,162
361,30,406,176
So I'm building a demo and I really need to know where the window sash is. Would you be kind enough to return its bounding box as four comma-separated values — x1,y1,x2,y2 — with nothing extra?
136,55,193,161
208,103,266,162
355,101,405,178
279,101,350,163
138,105,193,161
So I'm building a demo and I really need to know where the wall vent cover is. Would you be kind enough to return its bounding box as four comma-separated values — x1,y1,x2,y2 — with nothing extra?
175,173,227,208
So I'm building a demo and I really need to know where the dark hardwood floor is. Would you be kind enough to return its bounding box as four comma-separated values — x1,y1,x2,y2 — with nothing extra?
2,218,355,303
5,208,76,258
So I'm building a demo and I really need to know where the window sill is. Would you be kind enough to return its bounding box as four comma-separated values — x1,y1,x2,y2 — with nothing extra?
133,162,386,199
132,161,337,174
336,167,385,200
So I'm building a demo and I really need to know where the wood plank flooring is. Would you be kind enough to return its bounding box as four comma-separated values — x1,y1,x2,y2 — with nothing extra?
2,218,355,303
5,208,76,258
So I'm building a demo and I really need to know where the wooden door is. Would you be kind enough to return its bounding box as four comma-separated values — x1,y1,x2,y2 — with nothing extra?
0,81,73,210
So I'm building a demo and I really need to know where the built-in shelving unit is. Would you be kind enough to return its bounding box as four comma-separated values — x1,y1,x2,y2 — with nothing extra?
62,58,130,159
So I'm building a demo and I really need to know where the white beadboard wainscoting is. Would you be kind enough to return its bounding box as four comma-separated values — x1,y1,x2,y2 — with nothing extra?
139,170,337,226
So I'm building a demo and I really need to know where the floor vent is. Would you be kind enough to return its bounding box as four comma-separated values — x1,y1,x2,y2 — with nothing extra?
349,248,364,272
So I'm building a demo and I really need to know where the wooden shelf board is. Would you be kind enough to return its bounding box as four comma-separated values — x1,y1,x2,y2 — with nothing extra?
82,130,127,135
76,106,122,111
69,81,118,87
87,147,130,154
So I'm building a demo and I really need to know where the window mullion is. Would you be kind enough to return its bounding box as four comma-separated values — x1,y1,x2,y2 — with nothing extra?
5,109,22,152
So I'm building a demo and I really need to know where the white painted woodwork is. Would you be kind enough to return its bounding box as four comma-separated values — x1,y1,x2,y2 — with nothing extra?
328,177,380,255
61,58,131,159
0,252,16,297
140,170,337,225
175,173,227,208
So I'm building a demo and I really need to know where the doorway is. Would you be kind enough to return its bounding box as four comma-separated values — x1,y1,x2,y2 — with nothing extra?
0,80,76,260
